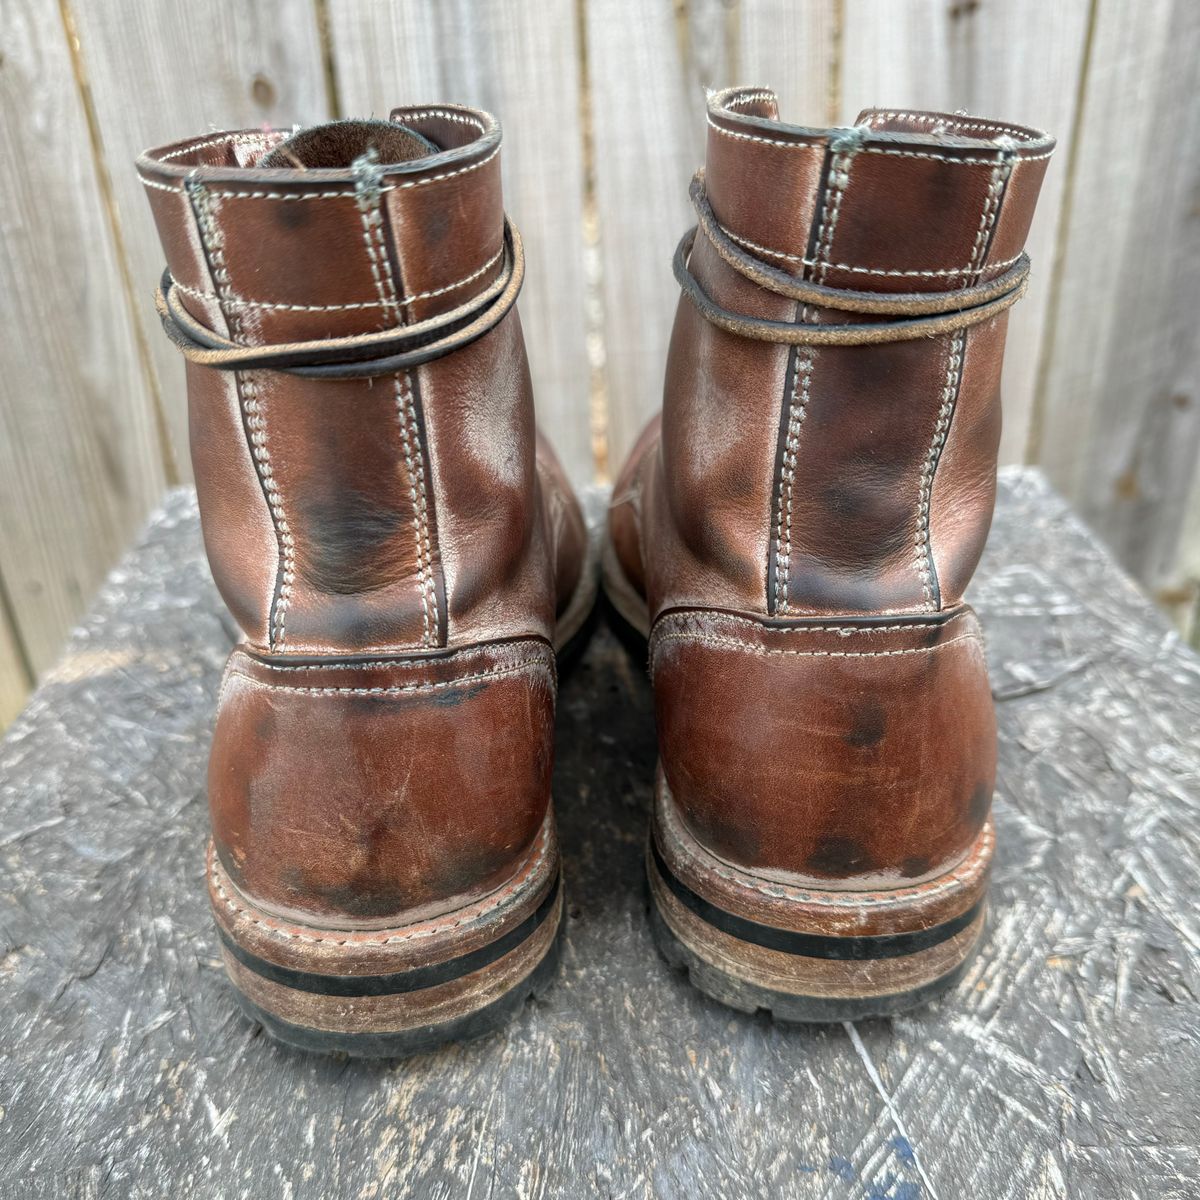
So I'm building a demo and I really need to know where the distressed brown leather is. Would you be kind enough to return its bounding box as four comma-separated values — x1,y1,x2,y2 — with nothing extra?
610,88,1053,887
139,107,588,926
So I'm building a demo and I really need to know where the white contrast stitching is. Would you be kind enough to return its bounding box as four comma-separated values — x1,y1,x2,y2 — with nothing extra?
211,823,553,946
717,221,1024,278
354,155,402,319
236,646,544,672
188,178,294,649
658,792,993,910
140,175,193,194
652,610,972,641
707,116,824,150
353,152,438,648
395,373,439,648
137,144,500,199
159,131,281,162
774,349,810,614
910,147,1010,609
376,245,504,302
865,110,1043,142
773,141,854,614
915,332,966,608
968,153,1014,281
172,245,504,312
651,631,982,673
705,117,1051,163
226,657,554,698
410,107,487,133
723,91,777,111
866,147,1050,164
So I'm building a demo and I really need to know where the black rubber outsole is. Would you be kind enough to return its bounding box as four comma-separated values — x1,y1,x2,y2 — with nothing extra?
231,916,566,1059
649,837,981,962
219,875,562,999
648,900,982,1023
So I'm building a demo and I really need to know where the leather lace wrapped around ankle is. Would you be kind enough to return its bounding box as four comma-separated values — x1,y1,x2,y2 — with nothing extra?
675,171,1030,346
154,215,525,379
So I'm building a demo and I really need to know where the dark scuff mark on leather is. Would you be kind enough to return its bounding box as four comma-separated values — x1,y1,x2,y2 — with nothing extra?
900,855,932,879
293,487,409,594
682,801,762,867
341,681,490,716
967,780,991,829
844,697,886,749
806,834,875,876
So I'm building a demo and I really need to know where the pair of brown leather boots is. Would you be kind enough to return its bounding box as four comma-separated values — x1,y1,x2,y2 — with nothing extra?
138,88,1052,1055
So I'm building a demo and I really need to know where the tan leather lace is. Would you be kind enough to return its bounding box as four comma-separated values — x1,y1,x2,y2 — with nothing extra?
155,217,524,378
675,171,1030,346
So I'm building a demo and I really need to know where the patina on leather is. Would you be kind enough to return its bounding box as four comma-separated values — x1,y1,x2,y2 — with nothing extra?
138,104,589,1053
609,87,1053,1015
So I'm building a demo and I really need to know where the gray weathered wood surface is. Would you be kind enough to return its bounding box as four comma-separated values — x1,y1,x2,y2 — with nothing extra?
2,468,1198,1199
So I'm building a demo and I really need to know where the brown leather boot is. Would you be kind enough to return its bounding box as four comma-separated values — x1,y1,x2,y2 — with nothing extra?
138,106,594,1055
605,89,1054,1020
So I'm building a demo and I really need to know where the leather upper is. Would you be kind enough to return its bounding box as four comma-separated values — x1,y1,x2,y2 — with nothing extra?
610,88,1052,886
139,106,585,656
140,107,586,925
612,88,1054,622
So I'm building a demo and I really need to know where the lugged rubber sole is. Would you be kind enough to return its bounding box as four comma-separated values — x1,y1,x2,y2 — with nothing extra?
648,902,979,1022
648,783,991,1023
228,915,565,1057
209,816,563,1058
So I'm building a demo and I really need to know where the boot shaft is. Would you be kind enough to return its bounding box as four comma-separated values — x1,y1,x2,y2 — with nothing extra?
649,88,1054,619
137,107,569,655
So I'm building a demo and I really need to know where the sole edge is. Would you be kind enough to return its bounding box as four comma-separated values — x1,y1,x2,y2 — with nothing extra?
649,900,982,1023
231,915,566,1057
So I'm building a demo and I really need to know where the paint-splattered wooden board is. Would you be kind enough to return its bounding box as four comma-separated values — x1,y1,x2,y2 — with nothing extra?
2,469,1197,1199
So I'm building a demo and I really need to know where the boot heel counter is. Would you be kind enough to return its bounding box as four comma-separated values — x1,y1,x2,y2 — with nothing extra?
650,607,996,884
208,639,557,923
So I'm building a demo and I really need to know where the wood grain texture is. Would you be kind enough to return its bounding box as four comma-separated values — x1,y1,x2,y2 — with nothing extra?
584,0,836,469
2,470,1198,1198
584,0,705,470
737,0,839,125
66,0,332,483
326,0,594,484
0,1,168,676
838,0,1092,468
0,603,31,729
1032,0,1200,600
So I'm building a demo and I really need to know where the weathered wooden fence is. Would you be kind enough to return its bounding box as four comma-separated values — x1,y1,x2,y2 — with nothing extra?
1,0,1197,724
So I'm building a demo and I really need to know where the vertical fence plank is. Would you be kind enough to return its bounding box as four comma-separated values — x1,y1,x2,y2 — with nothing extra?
67,1,332,484
1172,463,1200,644
838,0,1092,468
588,0,838,470
1033,0,1200,599
588,0,1084,476
0,2,168,677
0,611,31,729
326,0,594,483
586,0,702,470
737,0,839,125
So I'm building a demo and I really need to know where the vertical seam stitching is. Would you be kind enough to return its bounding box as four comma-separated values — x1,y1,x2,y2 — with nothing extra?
395,375,437,647
773,144,853,614
353,159,437,648
187,176,293,648
915,332,965,609
915,149,1013,610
